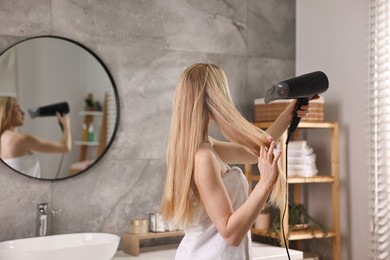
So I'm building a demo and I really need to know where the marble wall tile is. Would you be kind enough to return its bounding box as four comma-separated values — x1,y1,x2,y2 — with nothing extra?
51,158,165,235
0,36,25,53
247,0,295,59
155,0,247,55
0,0,51,36
247,56,295,101
51,0,168,47
0,163,51,241
52,0,247,55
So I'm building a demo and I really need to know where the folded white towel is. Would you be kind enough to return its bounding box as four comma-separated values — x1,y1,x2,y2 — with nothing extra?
288,147,314,156
287,168,318,177
288,140,308,149
288,153,316,165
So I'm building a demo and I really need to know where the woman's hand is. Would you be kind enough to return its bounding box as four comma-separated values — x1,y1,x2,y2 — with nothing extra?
257,137,281,189
297,95,320,118
56,112,70,128
285,95,320,120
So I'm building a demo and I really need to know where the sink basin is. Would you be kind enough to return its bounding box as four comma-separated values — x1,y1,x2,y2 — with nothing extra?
0,233,120,260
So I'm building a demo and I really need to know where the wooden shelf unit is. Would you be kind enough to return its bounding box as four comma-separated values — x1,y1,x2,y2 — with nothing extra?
247,175,335,184
77,93,108,162
246,121,340,260
251,228,337,240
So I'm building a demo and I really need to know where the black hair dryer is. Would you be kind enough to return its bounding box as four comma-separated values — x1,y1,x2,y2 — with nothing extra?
28,101,70,131
264,71,329,143
28,101,70,118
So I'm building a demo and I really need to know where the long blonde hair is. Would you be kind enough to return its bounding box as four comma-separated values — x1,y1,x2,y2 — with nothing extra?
0,96,16,135
161,63,285,228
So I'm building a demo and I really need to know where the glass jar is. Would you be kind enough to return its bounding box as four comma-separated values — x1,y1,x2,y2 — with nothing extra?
130,219,148,234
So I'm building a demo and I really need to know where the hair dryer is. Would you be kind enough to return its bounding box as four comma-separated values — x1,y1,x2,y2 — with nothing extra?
28,102,70,131
28,101,70,118
264,71,329,143
264,71,329,259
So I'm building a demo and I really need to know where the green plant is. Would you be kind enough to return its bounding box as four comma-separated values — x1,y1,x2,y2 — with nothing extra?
268,203,328,240
264,204,330,258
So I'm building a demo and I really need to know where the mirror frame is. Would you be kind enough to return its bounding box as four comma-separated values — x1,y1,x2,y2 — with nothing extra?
0,35,120,181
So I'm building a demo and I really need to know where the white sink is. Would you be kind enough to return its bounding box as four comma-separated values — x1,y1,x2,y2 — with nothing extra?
0,233,120,260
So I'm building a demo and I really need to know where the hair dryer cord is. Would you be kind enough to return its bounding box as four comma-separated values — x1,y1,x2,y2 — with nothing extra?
281,141,291,260
281,99,309,259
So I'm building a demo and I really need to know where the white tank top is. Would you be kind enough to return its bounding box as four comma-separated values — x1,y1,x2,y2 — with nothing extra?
3,152,41,178
175,166,251,260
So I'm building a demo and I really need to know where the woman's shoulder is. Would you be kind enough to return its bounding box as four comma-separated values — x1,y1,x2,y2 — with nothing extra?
195,143,225,174
1,131,30,157
2,130,26,138
2,130,29,145
195,143,215,161
2,130,20,139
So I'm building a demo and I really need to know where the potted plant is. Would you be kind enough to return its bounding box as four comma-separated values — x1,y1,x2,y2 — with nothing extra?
254,207,271,230
268,203,328,240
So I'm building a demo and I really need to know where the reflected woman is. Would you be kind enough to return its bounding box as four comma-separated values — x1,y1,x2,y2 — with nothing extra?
0,96,71,178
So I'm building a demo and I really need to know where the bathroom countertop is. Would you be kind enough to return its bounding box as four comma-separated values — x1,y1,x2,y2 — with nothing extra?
112,242,303,259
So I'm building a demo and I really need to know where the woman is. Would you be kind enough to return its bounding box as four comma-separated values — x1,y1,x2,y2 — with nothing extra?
0,96,71,178
161,63,315,259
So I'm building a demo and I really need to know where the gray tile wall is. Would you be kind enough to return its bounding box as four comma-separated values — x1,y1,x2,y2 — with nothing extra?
0,0,295,243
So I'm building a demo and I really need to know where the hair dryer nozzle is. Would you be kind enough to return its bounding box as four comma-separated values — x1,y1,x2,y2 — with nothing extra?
264,83,290,104
264,71,329,103
28,102,70,118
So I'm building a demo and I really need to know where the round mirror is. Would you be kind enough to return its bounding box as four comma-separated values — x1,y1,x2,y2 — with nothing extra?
0,36,120,180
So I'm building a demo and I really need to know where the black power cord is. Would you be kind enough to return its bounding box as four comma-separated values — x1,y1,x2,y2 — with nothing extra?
280,98,308,259
281,129,294,260
55,119,66,179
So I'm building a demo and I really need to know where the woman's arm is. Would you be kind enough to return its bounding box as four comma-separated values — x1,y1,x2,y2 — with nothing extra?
210,108,294,163
211,97,318,163
195,140,280,246
24,113,71,153
209,137,258,164
23,133,71,153
266,97,318,141
265,100,296,141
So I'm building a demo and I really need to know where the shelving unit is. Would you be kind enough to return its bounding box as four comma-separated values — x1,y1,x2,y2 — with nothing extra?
245,121,340,260
69,94,109,176
76,93,109,162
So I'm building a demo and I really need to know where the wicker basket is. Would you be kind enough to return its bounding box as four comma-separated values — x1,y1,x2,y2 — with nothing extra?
254,97,324,122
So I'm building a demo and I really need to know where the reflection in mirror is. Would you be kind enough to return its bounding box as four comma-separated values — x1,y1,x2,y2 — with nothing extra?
0,36,119,180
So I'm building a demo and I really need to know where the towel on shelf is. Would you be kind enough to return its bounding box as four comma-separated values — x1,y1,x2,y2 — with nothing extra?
287,141,318,177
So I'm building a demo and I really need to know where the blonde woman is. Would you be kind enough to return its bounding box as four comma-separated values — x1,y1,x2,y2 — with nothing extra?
0,96,71,178
161,64,316,259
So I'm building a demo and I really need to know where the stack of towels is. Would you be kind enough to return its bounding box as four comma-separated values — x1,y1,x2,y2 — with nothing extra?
287,140,318,177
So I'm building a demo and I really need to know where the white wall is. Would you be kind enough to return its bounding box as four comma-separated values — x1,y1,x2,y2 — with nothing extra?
296,1,368,259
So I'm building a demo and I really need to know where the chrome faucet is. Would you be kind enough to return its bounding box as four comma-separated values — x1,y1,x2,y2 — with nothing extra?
36,203,61,237
36,203,49,237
